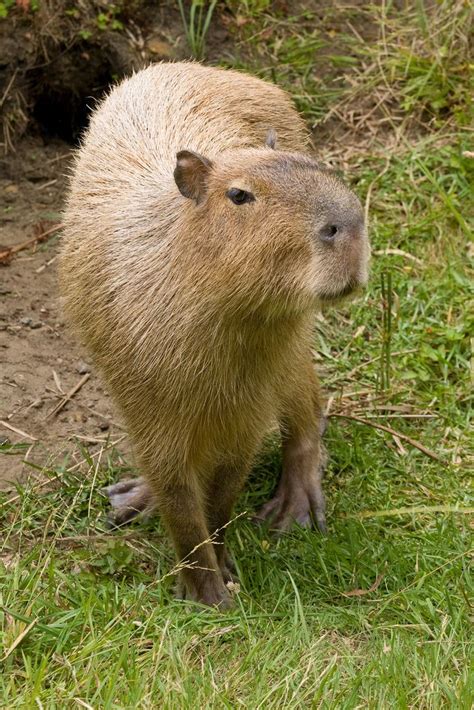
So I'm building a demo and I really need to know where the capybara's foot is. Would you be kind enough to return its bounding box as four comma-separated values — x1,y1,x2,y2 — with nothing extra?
175,573,234,610
254,471,327,533
255,436,328,533
102,477,155,526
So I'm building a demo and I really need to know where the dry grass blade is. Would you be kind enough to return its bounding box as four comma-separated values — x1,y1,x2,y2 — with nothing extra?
47,373,91,418
0,224,63,265
0,68,18,108
73,699,94,710
0,420,37,442
348,505,474,519
373,248,423,265
330,412,445,464
2,618,38,661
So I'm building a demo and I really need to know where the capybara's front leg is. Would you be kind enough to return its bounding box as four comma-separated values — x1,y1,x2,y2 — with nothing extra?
157,477,233,609
255,360,328,533
206,459,251,583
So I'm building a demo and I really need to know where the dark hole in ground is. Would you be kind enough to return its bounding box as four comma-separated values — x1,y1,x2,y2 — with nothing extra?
28,44,120,144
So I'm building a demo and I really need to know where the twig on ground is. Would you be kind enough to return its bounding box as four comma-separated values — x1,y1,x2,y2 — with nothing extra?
0,69,18,108
0,224,63,265
330,412,445,463
340,412,437,420
335,388,375,399
71,434,113,445
0,420,37,442
43,152,72,165
52,369,64,395
46,373,90,418
35,256,57,274
53,530,147,543
35,179,57,191
373,248,423,265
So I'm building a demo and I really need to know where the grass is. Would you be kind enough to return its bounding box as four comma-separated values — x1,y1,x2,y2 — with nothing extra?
177,0,218,59
1,1,473,707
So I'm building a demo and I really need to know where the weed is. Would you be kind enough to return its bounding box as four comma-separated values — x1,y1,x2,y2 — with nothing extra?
177,0,218,59
229,0,271,15
327,0,473,131
0,0,13,19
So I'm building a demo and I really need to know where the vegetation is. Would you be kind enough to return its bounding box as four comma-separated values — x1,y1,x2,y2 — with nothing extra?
1,1,472,706
177,0,218,59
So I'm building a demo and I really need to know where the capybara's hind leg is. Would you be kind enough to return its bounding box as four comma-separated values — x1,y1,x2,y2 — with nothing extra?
103,477,156,526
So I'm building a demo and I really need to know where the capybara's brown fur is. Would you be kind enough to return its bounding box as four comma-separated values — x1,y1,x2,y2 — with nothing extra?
60,62,369,608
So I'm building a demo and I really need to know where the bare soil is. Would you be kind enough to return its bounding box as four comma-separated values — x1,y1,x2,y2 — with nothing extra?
0,137,123,489
0,4,198,489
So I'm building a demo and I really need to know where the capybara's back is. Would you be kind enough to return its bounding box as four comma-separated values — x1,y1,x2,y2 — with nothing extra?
60,62,369,608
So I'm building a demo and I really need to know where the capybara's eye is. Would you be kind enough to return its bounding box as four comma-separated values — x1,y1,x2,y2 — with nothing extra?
226,188,255,205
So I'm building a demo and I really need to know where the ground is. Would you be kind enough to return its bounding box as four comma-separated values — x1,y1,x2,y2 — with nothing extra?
0,1,472,707
0,138,123,488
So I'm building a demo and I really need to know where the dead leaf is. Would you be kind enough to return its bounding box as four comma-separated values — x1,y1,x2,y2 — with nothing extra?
235,15,250,27
342,572,384,597
146,38,174,58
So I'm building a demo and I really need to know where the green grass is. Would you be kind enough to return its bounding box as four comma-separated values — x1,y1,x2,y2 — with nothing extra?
177,0,218,59
1,1,473,707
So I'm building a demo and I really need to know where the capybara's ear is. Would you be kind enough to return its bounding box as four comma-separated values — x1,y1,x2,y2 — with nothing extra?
265,128,277,149
174,150,213,203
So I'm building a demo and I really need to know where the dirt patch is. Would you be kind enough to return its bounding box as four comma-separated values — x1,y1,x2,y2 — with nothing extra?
0,137,125,489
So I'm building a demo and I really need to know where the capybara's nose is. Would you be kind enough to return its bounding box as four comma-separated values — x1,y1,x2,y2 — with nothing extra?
319,216,365,245
318,224,339,244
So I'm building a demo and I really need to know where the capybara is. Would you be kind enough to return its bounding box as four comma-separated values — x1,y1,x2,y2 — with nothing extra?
60,62,369,608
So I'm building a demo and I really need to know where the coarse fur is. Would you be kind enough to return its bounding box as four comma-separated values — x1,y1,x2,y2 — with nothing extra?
60,62,369,608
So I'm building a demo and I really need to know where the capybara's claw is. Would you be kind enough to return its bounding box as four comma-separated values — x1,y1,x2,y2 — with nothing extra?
254,484,327,534
102,477,155,526
174,574,234,610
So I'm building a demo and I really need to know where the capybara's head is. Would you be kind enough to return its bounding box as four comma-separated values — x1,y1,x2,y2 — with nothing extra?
174,136,369,315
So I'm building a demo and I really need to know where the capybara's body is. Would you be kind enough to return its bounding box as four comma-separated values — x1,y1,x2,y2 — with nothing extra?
60,62,369,607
